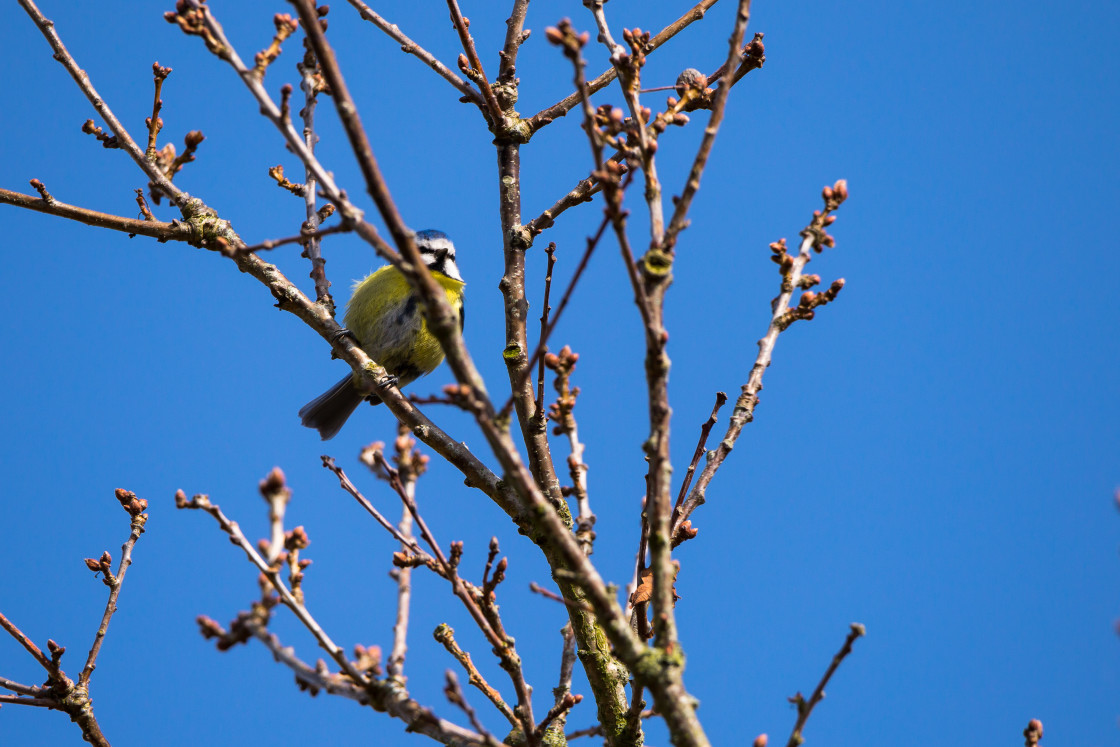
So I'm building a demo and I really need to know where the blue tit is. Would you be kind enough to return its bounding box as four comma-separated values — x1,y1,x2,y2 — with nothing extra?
299,229,465,440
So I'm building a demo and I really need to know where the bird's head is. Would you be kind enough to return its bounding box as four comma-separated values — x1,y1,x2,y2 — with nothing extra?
416,229,463,282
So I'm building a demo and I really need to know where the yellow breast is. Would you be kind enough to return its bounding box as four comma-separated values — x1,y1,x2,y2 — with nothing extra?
343,266,465,386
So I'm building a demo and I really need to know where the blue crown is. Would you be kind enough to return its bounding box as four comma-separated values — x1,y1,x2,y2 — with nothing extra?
417,229,449,242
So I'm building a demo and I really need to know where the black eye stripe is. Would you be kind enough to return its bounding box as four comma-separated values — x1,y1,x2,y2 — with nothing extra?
421,247,453,260
417,238,457,277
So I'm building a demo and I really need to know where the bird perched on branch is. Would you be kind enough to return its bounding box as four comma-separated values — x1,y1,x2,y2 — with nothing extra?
299,229,465,440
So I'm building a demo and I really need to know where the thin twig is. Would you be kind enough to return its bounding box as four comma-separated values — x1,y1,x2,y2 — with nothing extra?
540,625,581,738
545,347,595,556
490,54,569,573
0,612,51,670
671,392,728,521
145,63,171,157
702,32,765,90
345,0,483,105
534,242,557,419
525,169,607,235
235,223,347,255
567,709,656,741
258,468,291,566
785,624,866,747
671,183,848,540
662,0,753,252
435,624,518,728
79,491,148,688
528,583,593,614
535,693,583,741
297,35,334,307
387,499,414,680
321,457,430,559
387,425,419,680
443,671,504,747
586,3,665,248
625,500,650,626
498,216,609,419
624,684,647,740
134,189,155,221
0,695,58,708
622,0,753,665
444,0,503,121
481,537,500,590
555,623,577,706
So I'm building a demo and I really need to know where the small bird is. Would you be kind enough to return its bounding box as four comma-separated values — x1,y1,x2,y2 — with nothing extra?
299,229,465,440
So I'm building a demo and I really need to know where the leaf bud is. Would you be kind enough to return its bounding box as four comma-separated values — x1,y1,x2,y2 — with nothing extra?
674,67,708,97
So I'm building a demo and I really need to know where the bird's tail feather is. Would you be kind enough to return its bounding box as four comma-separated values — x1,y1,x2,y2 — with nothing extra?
298,375,366,440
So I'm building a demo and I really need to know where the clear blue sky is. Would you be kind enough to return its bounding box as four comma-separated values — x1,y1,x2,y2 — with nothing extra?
1,1,1117,745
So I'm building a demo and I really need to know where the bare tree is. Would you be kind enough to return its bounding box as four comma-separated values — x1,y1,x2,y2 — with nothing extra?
0,2,884,746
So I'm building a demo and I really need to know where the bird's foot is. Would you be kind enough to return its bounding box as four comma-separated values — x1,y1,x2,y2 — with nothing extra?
331,327,360,345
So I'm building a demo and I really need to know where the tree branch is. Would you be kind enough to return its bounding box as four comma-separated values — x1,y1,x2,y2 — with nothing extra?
176,489,488,747
498,0,532,82
526,0,722,133
0,186,194,242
